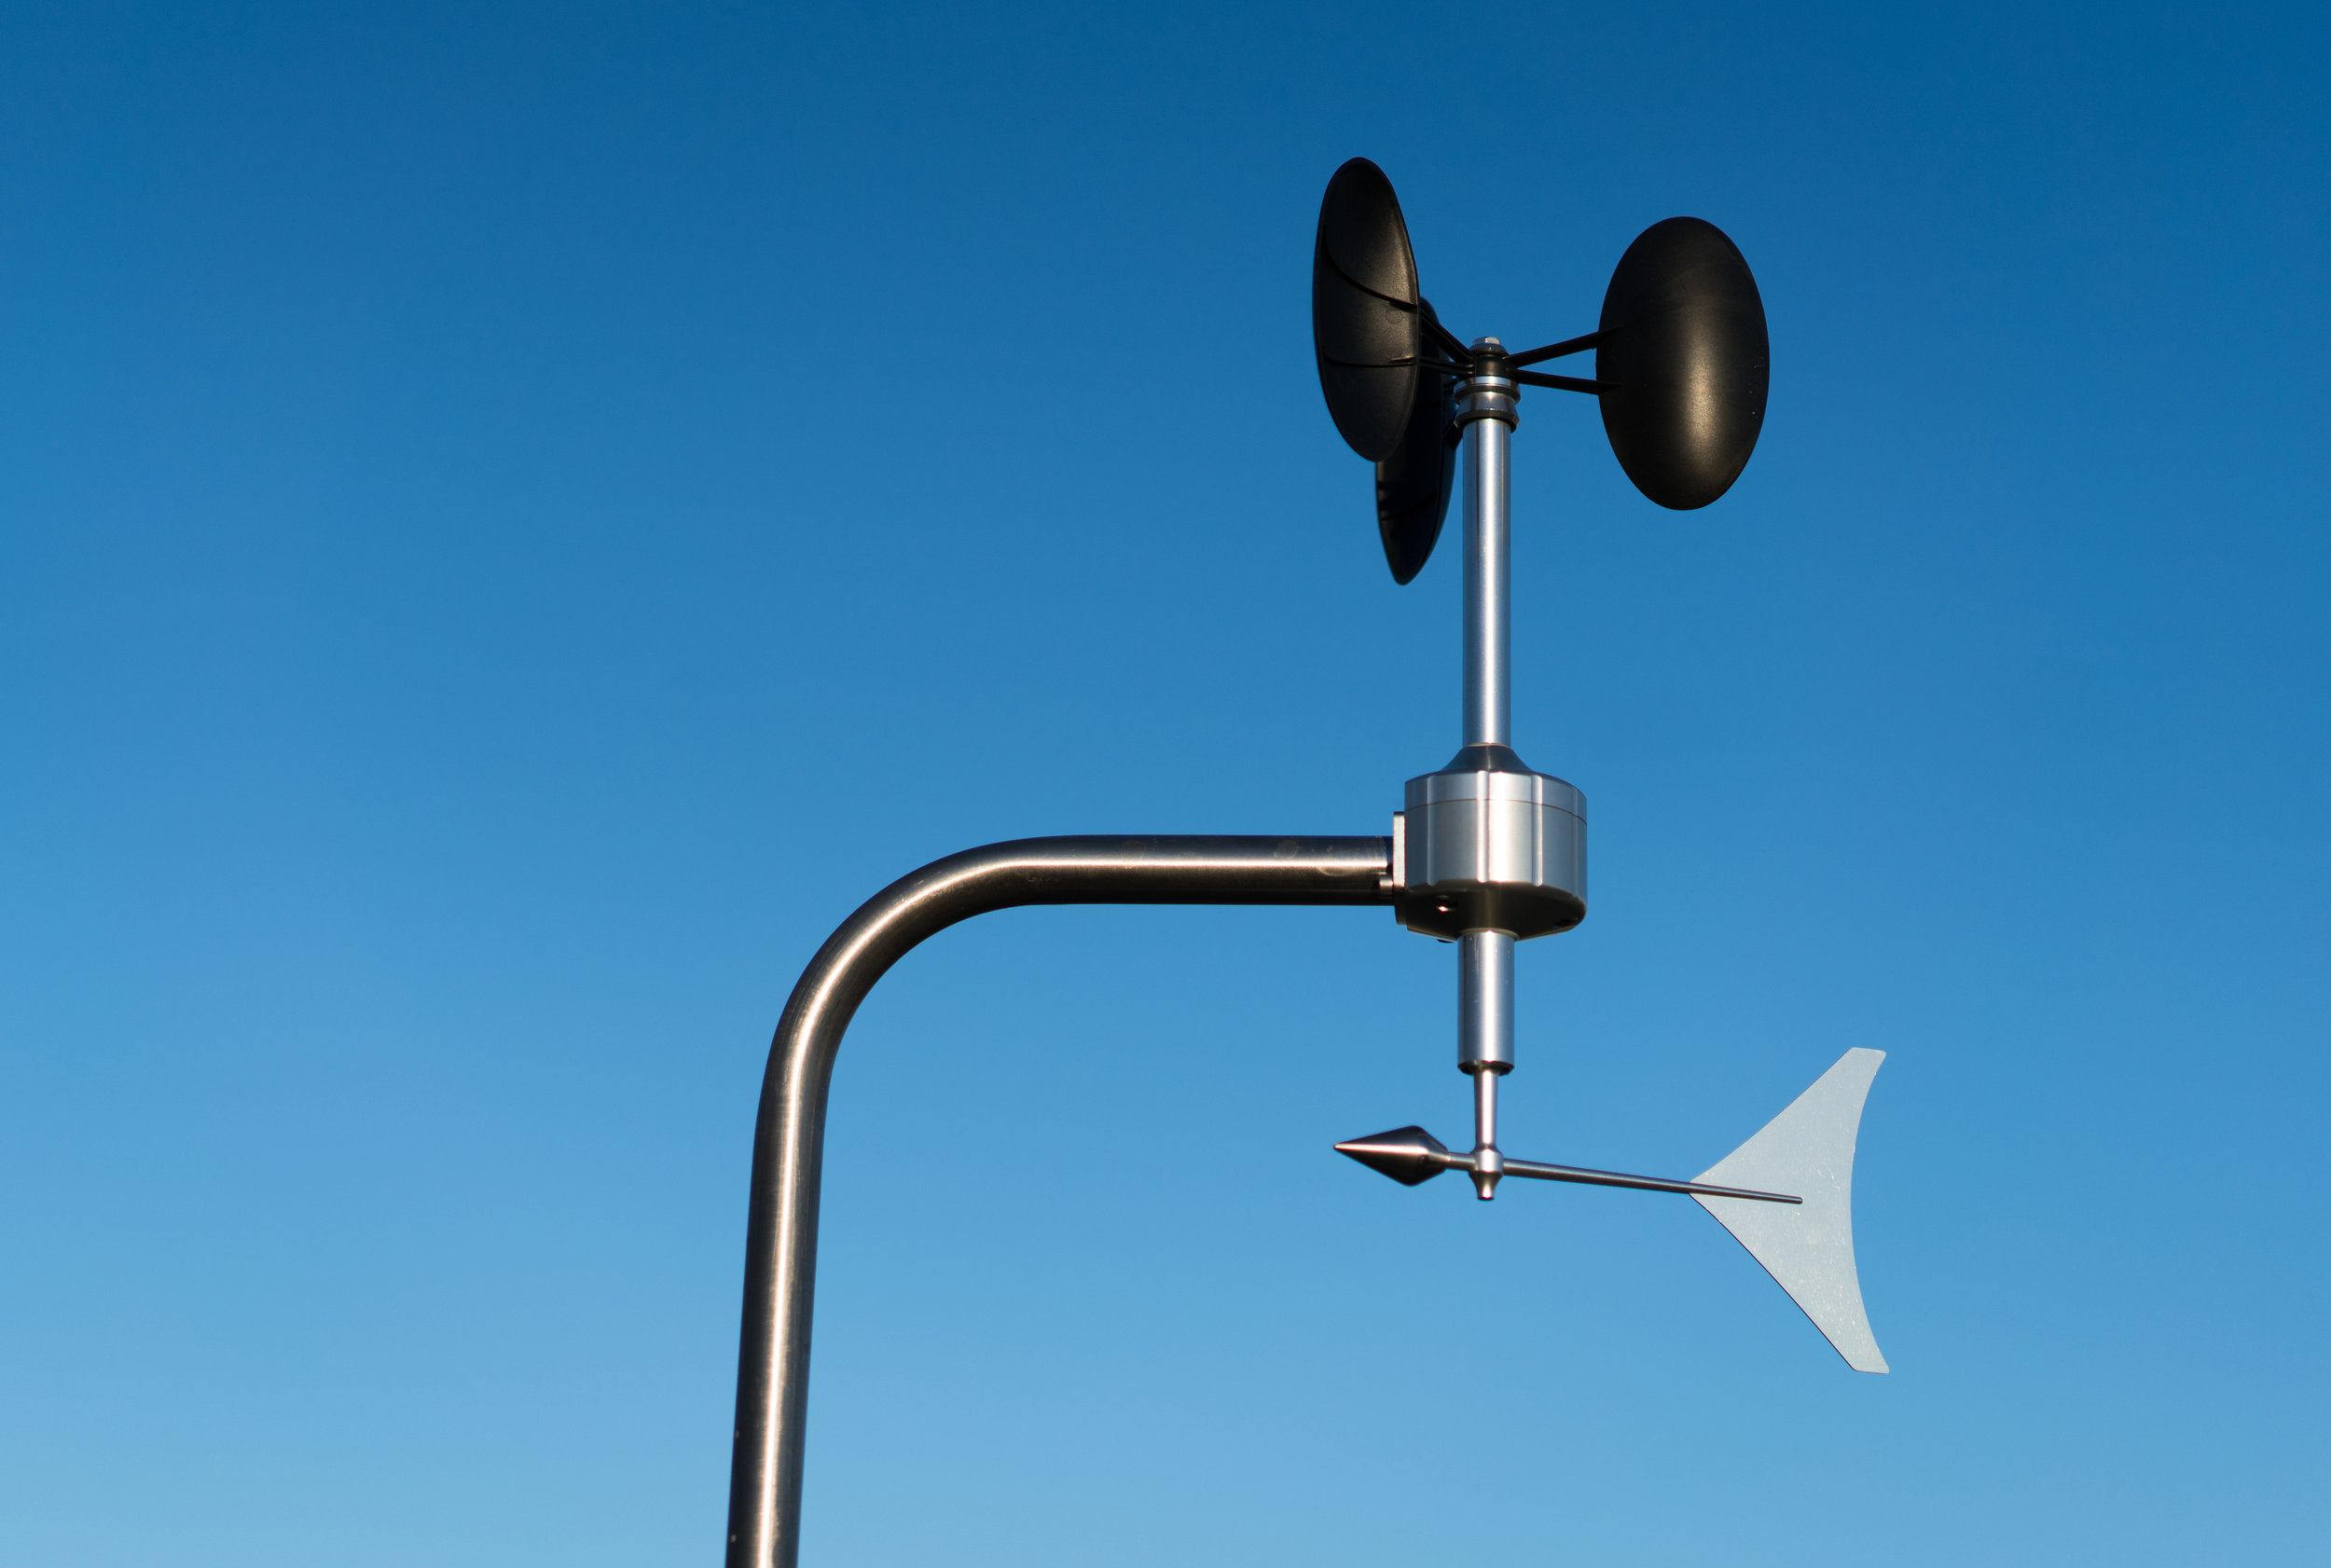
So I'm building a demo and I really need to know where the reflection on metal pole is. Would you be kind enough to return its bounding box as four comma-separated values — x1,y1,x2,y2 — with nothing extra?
724,835,1394,1568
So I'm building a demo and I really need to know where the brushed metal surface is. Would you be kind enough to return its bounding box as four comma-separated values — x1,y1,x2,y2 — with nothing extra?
1397,755,1587,940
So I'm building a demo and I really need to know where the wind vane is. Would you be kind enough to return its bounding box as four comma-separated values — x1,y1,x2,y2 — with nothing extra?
717,158,1885,1568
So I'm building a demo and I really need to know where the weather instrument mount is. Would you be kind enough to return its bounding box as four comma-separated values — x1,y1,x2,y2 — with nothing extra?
1316,153,1883,1371
716,158,1882,1568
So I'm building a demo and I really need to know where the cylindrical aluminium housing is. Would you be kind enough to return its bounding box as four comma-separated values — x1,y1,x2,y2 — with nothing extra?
1394,743,1586,941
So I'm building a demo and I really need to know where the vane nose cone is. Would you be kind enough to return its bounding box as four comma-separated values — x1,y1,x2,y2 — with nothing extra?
1333,1126,1450,1187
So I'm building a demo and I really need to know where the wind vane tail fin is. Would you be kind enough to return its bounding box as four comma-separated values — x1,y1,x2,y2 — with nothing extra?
1693,1048,1889,1374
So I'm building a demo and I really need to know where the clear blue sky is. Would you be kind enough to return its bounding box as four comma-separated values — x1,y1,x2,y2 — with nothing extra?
2,3,2325,1564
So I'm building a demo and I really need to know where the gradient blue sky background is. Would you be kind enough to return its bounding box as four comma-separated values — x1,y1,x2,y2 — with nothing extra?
3,3,2326,1563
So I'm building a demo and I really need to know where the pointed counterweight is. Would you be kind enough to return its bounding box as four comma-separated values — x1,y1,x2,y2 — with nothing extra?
1332,1126,1450,1186
1692,1048,1890,1373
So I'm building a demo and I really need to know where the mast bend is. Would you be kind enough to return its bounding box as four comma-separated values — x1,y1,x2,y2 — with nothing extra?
726,834,1394,1568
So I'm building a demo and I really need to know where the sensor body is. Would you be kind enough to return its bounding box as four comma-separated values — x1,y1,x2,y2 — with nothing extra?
1393,748,1586,942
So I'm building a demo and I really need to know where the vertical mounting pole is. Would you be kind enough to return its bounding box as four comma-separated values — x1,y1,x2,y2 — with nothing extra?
1456,337,1520,1198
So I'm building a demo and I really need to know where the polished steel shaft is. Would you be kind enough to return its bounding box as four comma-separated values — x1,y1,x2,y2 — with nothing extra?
1458,928,1512,1198
1457,928,1514,1072
1460,339,1515,750
726,835,1395,1568
1454,343,1524,1191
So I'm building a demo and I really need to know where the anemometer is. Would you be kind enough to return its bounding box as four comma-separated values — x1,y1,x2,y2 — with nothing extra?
719,159,1886,1568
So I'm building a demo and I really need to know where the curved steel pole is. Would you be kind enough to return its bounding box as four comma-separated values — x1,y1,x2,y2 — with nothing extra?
725,834,1394,1568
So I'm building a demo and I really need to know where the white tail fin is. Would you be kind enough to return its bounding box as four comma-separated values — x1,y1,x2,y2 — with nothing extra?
1692,1048,1889,1373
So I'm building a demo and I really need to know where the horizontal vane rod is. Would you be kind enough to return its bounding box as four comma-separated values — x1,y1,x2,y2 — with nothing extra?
1332,1128,1800,1203
1492,1153,1798,1202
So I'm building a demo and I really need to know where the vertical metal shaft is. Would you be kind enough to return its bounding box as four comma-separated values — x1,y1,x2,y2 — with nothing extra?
1458,929,1515,1072
1458,928,1513,1199
1461,339,1514,750
1469,1043,1505,1202
1473,1061,1499,1148
1455,341,1522,1199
